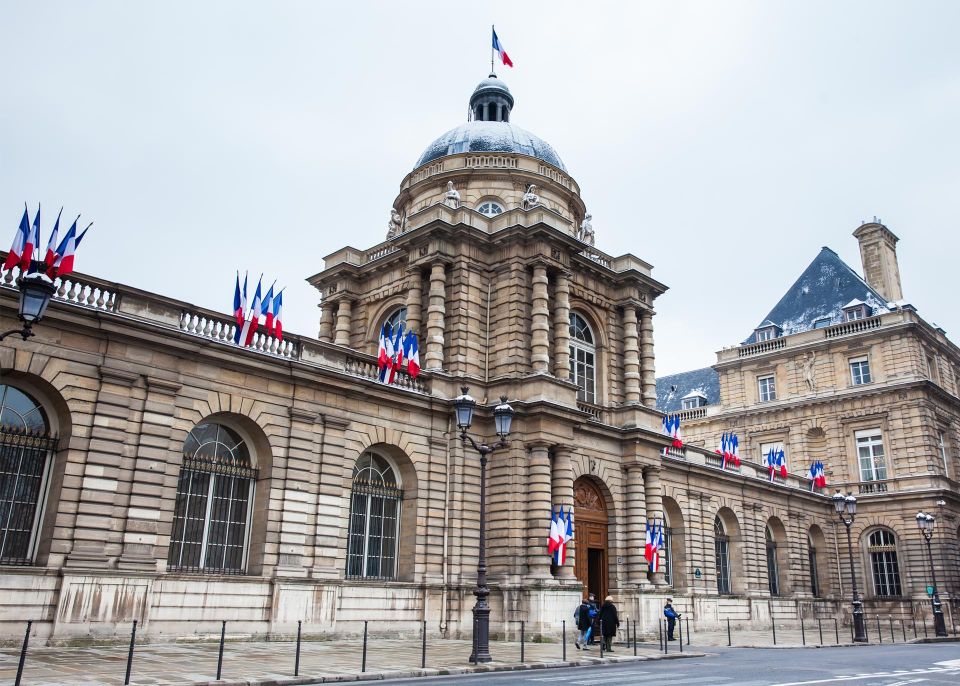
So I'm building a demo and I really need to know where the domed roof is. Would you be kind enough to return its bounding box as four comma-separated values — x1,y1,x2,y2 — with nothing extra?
415,121,567,171
473,76,513,99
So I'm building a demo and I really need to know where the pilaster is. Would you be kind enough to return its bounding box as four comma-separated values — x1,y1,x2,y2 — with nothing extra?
405,267,424,334
552,272,571,380
623,306,641,404
425,262,446,370
643,465,667,587
531,264,550,373
551,446,575,578
526,442,553,580
623,462,649,586
333,299,353,346
640,309,657,407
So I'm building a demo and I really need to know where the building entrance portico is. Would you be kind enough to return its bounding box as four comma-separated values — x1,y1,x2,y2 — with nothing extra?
573,477,608,601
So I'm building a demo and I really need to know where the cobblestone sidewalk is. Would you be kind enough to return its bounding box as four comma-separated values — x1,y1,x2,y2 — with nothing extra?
0,637,677,686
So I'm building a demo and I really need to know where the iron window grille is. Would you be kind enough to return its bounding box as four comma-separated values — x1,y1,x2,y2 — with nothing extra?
808,542,821,597
346,452,402,581
714,517,731,595
765,527,780,596
867,529,902,597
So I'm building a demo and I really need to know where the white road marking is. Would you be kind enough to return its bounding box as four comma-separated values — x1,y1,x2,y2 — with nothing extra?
766,667,957,686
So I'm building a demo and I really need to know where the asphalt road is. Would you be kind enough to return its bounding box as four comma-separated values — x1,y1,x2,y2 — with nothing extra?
367,643,960,686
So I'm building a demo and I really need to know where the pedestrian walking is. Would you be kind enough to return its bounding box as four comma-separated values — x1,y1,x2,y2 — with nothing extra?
664,598,680,641
599,595,620,652
574,593,599,650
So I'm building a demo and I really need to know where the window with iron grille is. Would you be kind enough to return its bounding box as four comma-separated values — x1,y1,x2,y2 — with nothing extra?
346,451,402,580
0,385,56,565
569,312,596,404
661,526,673,586
867,529,902,597
715,517,731,595
765,527,780,596
167,422,256,574
808,540,821,597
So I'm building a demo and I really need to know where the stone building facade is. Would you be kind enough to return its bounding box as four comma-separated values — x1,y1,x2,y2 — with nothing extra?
1,75,949,645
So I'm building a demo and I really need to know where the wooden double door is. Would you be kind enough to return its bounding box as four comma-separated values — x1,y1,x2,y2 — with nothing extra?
573,477,608,601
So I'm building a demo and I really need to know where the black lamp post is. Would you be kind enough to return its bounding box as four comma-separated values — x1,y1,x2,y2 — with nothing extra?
833,491,867,642
916,511,948,637
453,386,514,664
0,272,57,341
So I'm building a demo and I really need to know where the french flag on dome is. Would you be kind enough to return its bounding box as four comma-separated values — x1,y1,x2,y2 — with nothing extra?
492,27,513,68
2,205,30,272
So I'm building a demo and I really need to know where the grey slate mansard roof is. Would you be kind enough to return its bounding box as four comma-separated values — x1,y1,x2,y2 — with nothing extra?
740,247,890,345
415,121,567,172
656,367,721,413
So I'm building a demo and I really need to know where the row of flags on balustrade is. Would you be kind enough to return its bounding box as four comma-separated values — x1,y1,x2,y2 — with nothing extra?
716,432,742,469
661,414,683,454
232,272,284,347
377,321,420,382
3,205,90,278
645,518,665,573
765,446,787,481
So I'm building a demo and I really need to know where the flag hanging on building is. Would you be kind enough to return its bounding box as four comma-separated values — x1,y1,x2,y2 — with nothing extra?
403,330,420,379
387,324,405,384
644,520,654,565
778,447,787,478
492,27,513,67
561,507,573,564
377,322,393,381
649,519,664,573
262,283,276,333
717,432,729,469
271,290,284,341
547,506,561,557
48,220,89,279
2,205,30,272
731,433,741,467
43,208,62,270
238,276,263,347
808,460,826,490
233,272,246,327
20,204,40,271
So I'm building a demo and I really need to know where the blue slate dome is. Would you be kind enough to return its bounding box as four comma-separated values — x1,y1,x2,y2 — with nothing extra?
414,75,566,172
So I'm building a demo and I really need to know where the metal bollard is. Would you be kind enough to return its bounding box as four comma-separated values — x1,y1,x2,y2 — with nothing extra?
817,618,823,645
923,615,928,638
216,620,226,681
901,619,907,643
771,615,777,646
726,617,731,647
362,620,369,672
888,616,894,643
124,620,137,685
877,616,882,643
599,619,604,657
685,615,690,646
663,620,668,654
562,620,566,662
801,616,806,646
520,620,525,663
633,619,637,656
678,616,683,653
14,620,32,686
421,620,426,669
833,617,839,644
658,616,663,651
912,612,917,638
295,620,302,677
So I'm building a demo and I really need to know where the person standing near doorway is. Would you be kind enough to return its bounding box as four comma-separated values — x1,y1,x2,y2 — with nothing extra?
575,593,598,649
664,598,680,641
599,595,620,652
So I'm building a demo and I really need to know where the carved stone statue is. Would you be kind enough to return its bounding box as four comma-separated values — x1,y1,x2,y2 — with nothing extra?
386,208,404,239
444,181,461,209
796,351,817,393
521,184,540,210
578,213,595,246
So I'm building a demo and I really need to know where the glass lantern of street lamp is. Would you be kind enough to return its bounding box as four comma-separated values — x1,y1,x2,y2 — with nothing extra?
454,387,476,432
832,492,846,514
492,396,514,440
844,493,857,515
18,274,57,324
916,512,935,532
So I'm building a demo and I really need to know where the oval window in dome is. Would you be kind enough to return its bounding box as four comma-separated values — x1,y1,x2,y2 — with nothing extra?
477,202,504,217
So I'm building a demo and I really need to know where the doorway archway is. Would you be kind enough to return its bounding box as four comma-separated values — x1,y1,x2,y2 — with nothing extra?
573,476,609,601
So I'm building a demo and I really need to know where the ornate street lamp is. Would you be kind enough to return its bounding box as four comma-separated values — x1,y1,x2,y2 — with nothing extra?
0,272,57,341
833,491,867,642
916,511,948,637
453,387,514,664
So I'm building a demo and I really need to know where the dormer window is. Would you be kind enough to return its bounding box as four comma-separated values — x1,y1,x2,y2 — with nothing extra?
754,323,781,342
477,202,504,217
681,393,708,410
842,301,871,322
813,317,831,329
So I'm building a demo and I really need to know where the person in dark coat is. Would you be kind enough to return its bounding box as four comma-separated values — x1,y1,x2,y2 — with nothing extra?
574,593,598,649
664,598,680,640
598,595,620,652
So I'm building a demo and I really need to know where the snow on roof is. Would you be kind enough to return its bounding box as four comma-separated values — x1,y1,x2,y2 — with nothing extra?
656,367,720,413
682,390,708,399
842,299,866,309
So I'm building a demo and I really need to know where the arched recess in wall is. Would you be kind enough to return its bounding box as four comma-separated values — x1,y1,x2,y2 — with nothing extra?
808,524,830,597
766,516,789,596
0,372,73,566
345,441,418,582
166,412,274,576
662,495,686,591
714,506,743,595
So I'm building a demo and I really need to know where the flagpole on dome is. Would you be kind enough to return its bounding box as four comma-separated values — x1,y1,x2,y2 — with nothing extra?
490,24,495,75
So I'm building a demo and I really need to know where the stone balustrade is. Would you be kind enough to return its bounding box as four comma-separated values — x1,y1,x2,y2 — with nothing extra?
664,441,822,494
824,314,883,339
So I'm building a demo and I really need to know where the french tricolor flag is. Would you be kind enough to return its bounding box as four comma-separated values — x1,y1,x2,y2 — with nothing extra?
403,330,420,379
48,220,90,279
233,272,246,327
3,205,30,272
271,290,283,341
43,208,62,270
238,276,263,347
492,28,513,68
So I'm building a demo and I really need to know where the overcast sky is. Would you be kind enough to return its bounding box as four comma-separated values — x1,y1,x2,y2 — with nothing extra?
2,1,958,376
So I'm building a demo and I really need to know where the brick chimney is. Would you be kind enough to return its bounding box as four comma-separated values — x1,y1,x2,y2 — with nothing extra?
853,220,903,302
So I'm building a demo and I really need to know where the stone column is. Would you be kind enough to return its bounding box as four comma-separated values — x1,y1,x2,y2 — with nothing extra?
274,408,321,577
527,443,553,580
318,303,334,342
623,463,649,586
425,262,446,370
333,299,352,346
643,465,668,586
405,267,423,334
553,272,571,380
640,309,657,407
531,265,550,373
551,446,575,578
623,306,641,404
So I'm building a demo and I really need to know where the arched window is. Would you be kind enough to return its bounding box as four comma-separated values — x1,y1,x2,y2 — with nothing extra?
766,526,780,596
867,529,902,597
715,516,731,595
808,535,821,597
167,422,257,574
662,524,673,586
569,312,596,404
384,307,407,333
347,451,402,580
477,201,504,218
0,385,56,565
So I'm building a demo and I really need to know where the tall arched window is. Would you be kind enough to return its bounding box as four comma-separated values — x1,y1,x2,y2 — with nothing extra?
662,523,673,586
766,526,780,596
715,516,731,594
347,451,402,580
384,307,407,333
569,312,596,404
808,535,821,597
867,529,902,597
167,422,256,574
0,385,56,565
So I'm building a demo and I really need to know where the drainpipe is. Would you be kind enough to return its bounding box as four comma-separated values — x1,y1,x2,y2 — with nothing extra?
439,415,453,635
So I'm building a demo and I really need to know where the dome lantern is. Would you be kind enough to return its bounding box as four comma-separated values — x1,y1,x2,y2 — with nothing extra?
469,73,514,122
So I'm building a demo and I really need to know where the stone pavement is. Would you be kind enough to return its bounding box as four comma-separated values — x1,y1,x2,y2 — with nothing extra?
0,637,687,686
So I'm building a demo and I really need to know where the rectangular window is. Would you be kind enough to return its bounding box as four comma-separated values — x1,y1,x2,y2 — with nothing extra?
938,431,949,477
760,441,785,465
808,547,821,597
845,307,865,321
850,357,872,385
927,355,938,382
758,375,776,402
813,318,831,329
756,329,772,342
856,430,887,482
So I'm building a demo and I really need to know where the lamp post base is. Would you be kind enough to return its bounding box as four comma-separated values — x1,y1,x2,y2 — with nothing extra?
932,597,948,638
469,602,492,663
852,602,868,643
